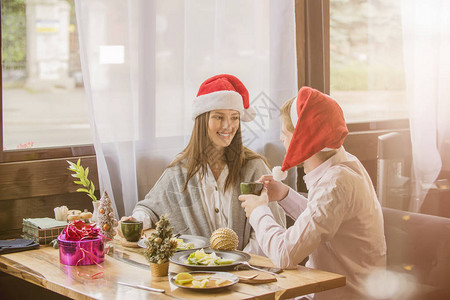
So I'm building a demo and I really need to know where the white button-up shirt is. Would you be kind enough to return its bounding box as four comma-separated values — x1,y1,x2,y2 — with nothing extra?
198,165,231,230
249,147,386,299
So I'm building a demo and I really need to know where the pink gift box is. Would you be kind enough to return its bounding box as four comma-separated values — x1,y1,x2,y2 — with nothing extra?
57,234,105,266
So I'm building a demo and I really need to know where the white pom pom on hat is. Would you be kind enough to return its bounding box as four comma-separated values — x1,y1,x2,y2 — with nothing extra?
272,166,288,182
192,74,256,122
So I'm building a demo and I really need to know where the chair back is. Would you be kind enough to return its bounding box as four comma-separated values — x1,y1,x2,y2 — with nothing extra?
383,207,450,299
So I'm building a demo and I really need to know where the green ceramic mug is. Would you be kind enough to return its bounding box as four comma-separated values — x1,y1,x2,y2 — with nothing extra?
121,220,143,242
240,182,264,195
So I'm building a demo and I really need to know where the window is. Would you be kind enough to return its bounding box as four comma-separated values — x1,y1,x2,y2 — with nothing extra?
1,0,92,151
154,1,270,138
329,0,408,124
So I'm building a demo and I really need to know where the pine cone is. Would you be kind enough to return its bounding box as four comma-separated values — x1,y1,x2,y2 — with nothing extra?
210,227,239,250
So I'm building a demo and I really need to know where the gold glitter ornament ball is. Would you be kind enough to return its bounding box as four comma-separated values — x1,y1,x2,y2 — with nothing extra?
210,227,239,250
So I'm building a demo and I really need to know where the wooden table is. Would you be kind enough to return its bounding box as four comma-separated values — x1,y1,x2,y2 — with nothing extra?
0,240,345,299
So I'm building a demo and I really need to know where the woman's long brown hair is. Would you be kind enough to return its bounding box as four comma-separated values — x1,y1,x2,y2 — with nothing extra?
168,112,269,192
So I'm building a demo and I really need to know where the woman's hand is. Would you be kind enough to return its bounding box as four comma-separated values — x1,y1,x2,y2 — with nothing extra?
239,188,269,218
258,174,290,202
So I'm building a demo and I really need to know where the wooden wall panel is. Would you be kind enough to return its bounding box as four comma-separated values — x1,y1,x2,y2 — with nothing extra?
1,145,95,163
0,193,96,240
0,156,99,239
0,156,98,201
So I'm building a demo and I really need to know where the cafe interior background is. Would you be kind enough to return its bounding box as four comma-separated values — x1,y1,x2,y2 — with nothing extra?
1,0,449,299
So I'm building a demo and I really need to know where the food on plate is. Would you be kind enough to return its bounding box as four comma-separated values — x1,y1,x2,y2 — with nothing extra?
210,227,239,250
186,249,235,266
174,272,194,284
173,272,232,288
192,279,208,288
176,238,195,250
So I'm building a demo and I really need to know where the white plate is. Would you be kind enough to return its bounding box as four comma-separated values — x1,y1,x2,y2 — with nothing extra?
137,234,210,251
170,271,238,290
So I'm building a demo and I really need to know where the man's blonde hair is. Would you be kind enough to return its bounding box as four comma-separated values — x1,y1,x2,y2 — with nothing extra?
280,97,296,133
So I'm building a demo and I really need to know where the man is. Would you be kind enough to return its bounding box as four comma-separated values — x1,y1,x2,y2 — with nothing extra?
239,87,386,299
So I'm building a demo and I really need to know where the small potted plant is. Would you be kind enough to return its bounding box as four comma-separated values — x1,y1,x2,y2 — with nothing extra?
143,214,178,277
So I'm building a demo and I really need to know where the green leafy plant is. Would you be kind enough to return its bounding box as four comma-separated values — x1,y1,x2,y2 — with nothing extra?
67,158,97,202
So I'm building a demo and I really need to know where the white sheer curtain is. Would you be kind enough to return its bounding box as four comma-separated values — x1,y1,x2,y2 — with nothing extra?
401,0,450,211
75,0,298,217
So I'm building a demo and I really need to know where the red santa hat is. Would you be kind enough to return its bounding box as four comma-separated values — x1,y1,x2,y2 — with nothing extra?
281,86,349,172
192,74,255,122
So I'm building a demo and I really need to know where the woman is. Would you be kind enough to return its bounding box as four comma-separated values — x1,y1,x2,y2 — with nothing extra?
129,74,285,253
